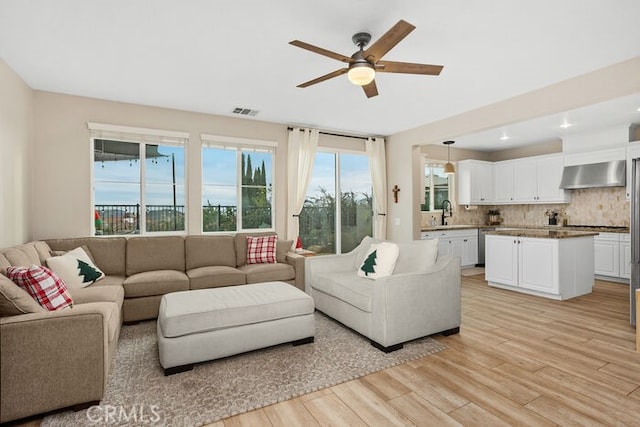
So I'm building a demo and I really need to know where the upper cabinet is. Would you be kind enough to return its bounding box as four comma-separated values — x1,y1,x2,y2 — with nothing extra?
514,154,569,203
458,153,570,205
457,160,494,205
493,160,515,203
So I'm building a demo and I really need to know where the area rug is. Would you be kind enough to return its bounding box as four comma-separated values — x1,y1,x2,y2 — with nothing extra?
42,311,446,427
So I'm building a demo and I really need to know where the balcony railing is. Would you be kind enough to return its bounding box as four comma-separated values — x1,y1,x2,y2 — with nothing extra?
94,204,271,235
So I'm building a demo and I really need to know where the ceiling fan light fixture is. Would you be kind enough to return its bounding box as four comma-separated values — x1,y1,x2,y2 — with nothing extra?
347,62,375,86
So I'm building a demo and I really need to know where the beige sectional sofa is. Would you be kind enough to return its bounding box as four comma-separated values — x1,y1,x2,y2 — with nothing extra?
0,233,302,423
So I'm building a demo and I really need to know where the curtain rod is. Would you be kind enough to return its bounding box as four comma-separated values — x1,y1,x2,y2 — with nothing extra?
287,127,374,141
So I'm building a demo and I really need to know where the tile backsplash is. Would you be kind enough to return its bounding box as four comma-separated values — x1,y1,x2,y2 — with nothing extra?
422,187,629,228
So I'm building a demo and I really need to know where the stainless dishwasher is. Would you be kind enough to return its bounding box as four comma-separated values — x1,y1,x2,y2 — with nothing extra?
477,227,496,267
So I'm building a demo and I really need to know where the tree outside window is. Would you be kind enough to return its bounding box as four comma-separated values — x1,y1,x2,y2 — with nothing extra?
202,146,273,232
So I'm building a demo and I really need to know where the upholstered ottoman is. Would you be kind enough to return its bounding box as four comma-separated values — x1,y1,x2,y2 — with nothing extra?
157,281,315,375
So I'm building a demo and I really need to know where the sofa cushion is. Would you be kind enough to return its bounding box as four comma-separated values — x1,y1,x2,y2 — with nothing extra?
89,275,126,288
46,247,105,289
123,270,189,298
357,242,400,279
246,235,277,264
6,265,74,311
126,236,185,275
185,235,236,270
187,266,246,290
394,239,439,274
238,263,295,284
1,245,41,267
234,232,276,266
0,274,45,316
311,270,373,313
46,237,127,276
276,240,293,263
68,285,124,308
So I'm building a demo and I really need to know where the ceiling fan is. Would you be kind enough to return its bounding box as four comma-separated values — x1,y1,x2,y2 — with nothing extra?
289,19,443,98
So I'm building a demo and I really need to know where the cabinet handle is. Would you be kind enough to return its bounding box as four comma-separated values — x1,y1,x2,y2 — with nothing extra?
464,239,467,242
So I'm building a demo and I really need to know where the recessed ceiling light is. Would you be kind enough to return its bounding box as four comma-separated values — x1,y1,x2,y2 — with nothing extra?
560,122,572,129
500,135,510,141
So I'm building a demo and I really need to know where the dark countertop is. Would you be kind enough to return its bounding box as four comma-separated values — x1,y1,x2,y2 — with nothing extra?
421,224,629,234
485,229,599,239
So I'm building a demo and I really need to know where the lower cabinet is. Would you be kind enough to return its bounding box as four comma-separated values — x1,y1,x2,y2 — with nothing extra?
422,229,478,267
593,232,631,280
485,234,594,300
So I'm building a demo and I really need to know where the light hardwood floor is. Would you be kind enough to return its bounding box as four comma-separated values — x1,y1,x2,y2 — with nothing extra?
214,275,640,426
13,275,640,426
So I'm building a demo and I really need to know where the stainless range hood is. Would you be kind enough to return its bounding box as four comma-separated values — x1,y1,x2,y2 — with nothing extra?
559,160,626,189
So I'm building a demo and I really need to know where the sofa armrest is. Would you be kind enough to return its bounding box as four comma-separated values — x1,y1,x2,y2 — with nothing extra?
369,255,461,346
0,303,113,423
285,252,305,290
304,252,358,294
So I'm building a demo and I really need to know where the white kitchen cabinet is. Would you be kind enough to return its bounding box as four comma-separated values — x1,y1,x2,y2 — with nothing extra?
486,234,594,300
422,228,478,267
493,160,515,203
620,233,631,279
513,154,569,203
457,160,494,205
485,235,518,286
594,233,620,277
518,238,558,294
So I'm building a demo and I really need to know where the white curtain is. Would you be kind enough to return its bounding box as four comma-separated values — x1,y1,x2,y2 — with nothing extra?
366,137,387,240
287,128,319,241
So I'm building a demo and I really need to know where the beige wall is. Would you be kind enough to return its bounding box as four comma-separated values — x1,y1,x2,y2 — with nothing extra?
32,91,291,239
0,60,33,247
387,57,640,242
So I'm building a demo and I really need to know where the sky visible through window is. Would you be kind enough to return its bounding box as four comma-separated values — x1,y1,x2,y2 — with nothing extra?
95,146,370,206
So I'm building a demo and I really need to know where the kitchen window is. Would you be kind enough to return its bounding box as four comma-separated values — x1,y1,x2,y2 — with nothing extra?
421,160,453,212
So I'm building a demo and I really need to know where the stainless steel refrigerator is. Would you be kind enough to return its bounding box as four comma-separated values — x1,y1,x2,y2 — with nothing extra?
632,158,640,325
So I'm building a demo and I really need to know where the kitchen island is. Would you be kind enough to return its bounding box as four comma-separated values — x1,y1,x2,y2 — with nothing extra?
485,229,598,300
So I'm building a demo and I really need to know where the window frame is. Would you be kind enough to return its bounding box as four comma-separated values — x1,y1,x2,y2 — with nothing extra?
89,123,188,236
302,146,373,254
422,158,455,213
201,134,277,233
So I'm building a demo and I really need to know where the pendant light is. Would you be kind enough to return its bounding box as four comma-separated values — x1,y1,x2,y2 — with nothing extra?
443,140,455,175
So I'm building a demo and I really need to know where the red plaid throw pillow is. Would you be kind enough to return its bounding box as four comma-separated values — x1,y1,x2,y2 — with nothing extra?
6,264,73,311
246,235,277,264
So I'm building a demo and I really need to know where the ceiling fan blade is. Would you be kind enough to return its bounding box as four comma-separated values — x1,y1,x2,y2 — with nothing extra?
296,68,348,88
364,20,415,63
362,80,378,98
376,60,443,75
289,40,352,63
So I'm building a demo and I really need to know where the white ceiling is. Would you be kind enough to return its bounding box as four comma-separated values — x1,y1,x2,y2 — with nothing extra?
1,0,639,147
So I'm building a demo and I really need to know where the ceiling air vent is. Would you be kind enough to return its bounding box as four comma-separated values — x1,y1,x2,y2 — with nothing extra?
232,107,259,116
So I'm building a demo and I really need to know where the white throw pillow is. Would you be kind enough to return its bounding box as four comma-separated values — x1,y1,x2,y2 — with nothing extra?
46,247,105,289
357,242,400,280
394,238,440,274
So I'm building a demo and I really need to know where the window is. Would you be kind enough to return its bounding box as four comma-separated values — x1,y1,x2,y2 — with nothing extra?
90,124,187,236
421,161,452,211
202,135,274,232
299,151,372,254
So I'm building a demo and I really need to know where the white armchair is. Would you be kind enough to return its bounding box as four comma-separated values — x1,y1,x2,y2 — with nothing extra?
305,237,460,352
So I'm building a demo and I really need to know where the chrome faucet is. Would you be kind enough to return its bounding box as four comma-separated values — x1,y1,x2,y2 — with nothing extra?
441,199,453,225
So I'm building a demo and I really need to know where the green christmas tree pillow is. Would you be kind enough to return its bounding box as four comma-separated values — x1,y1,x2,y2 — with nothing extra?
357,242,400,280
46,247,105,289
